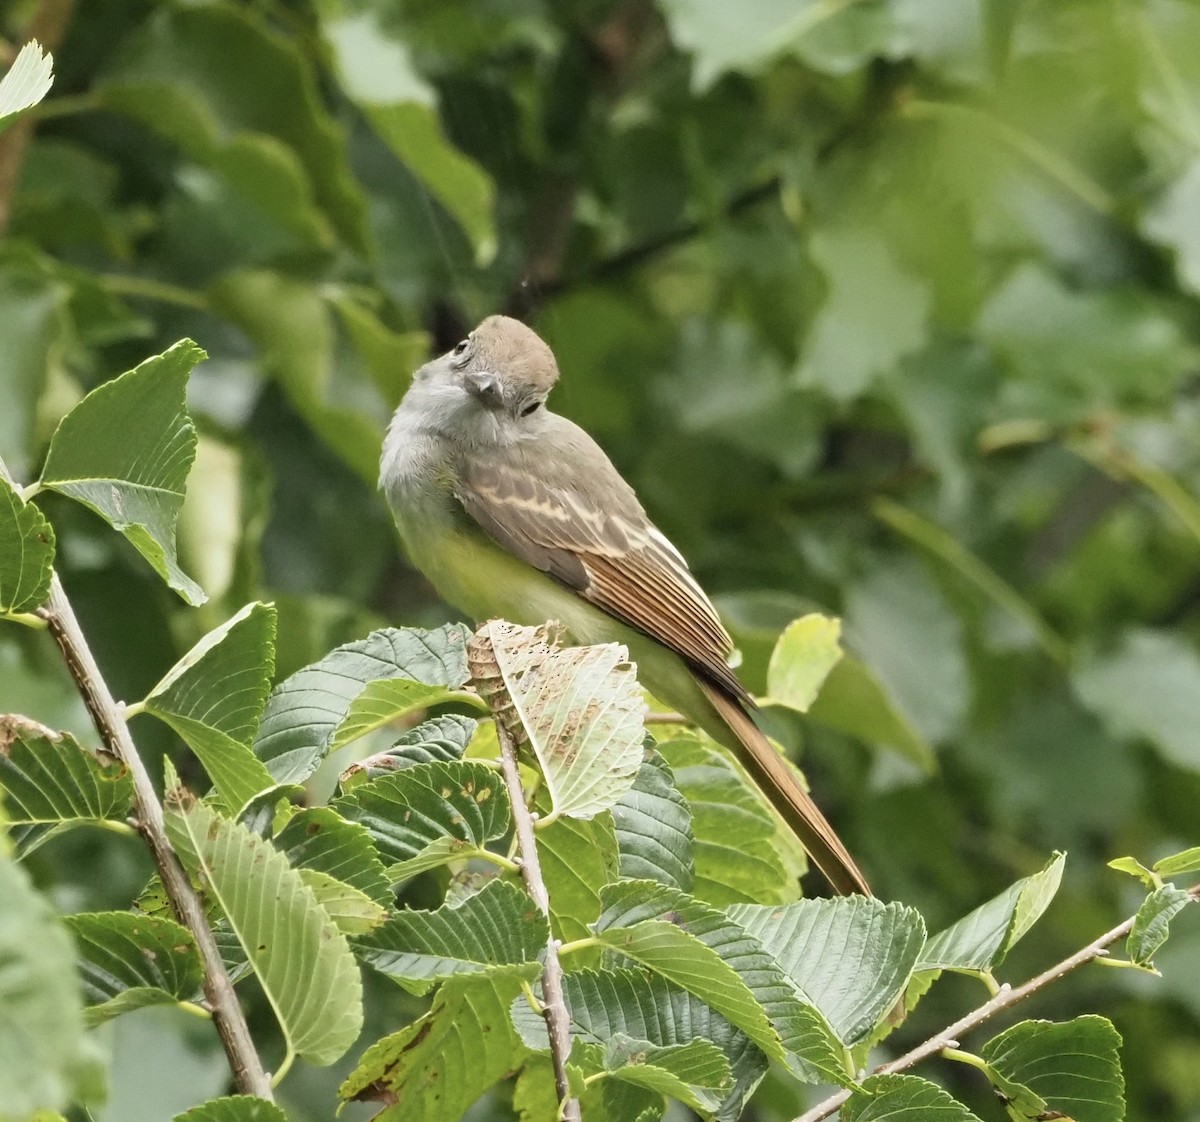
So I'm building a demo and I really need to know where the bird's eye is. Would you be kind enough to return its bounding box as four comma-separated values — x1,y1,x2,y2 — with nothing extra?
520,400,542,418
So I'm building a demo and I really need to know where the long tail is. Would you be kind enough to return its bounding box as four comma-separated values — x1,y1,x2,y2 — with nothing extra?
698,679,871,897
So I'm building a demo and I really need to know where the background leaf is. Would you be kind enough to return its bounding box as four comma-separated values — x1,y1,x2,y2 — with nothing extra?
0,850,96,1117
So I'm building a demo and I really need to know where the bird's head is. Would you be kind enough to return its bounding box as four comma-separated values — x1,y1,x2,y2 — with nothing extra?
400,315,559,445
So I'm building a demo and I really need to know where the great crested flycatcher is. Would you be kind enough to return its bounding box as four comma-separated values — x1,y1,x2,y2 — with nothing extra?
380,315,870,896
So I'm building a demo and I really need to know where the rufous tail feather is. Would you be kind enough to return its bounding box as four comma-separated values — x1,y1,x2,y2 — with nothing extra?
698,679,871,897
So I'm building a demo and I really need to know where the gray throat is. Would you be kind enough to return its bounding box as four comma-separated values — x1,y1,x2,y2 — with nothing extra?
379,397,457,543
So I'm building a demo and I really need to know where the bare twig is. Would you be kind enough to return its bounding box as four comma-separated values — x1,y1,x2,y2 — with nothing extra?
467,626,581,1122
37,576,275,1097
494,718,581,1121
794,882,1200,1122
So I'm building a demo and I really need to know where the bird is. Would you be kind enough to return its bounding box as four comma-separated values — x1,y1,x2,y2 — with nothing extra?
379,314,870,896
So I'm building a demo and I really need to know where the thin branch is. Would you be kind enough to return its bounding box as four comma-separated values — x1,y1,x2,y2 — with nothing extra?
0,451,273,1097
494,716,582,1122
644,711,689,725
508,175,782,316
36,574,275,1097
794,882,1200,1122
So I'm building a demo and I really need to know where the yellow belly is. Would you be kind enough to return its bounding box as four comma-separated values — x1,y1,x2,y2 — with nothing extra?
408,521,729,742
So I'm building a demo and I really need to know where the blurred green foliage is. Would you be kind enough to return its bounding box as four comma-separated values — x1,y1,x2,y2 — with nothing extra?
3,0,1200,1118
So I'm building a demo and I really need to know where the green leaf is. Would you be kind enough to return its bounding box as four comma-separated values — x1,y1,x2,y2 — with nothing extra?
100,4,368,251
841,558,967,748
1074,629,1200,771
657,736,793,905
872,497,1068,663
594,880,850,1084
0,255,67,479
511,967,768,1120
981,1016,1125,1122
172,1096,288,1122
254,622,471,783
1126,884,1192,969
1107,855,1158,887
586,1033,732,1114
355,878,547,993
764,614,843,713
333,759,510,874
798,225,931,401
1143,158,1200,297
1155,846,1200,877
63,911,200,1025
38,339,206,604
328,676,481,755
208,271,386,482
538,811,619,945
339,713,476,787
979,263,1195,411
919,852,1065,973
0,850,96,1117
842,1073,984,1121
139,602,276,812
321,11,495,264
728,897,927,1045
473,621,645,821
0,727,132,827
808,653,936,772
362,104,496,265
612,748,694,893
0,476,54,613
297,868,388,936
0,41,54,128
274,806,391,905
339,972,527,1120
659,0,885,88
164,784,363,1066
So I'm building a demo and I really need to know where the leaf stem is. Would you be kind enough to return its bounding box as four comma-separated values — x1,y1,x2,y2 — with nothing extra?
0,452,275,1102
271,1045,296,1088
940,1047,988,1071
520,979,544,1015
0,610,47,630
792,882,1200,1122
475,848,521,874
556,936,600,958
178,1000,213,1020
